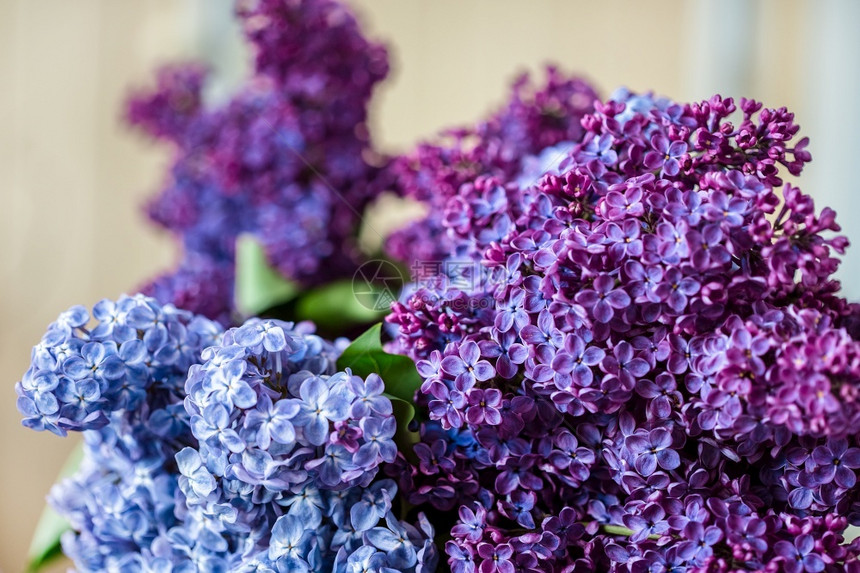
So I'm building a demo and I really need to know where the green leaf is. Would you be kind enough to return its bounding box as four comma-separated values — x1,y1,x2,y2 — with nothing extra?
28,442,84,572
385,394,420,464
234,234,299,317
336,324,422,403
338,324,423,462
295,280,386,329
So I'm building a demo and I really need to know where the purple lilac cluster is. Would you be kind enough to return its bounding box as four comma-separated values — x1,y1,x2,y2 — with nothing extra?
128,0,390,323
386,89,860,571
17,299,435,571
385,67,598,266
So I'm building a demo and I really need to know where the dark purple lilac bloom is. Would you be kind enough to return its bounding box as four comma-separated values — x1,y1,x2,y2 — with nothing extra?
543,507,586,546
129,0,391,321
548,430,595,482
725,514,768,555
601,341,650,389
479,331,527,379
495,288,530,333
654,268,699,313
441,341,496,391
607,219,644,261
476,543,514,573
687,224,731,271
655,220,691,262
579,133,619,165
644,133,687,176
626,428,680,476
774,534,826,573
704,189,748,227
429,387,467,429
667,334,699,374
499,490,537,528
466,389,503,425
446,542,476,573
604,184,645,220
635,372,681,419
677,522,723,564
550,334,605,389
495,455,543,495
812,438,860,488
623,503,669,543
414,439,456,476
575,274,631,323
451,504,487,543
385,87,860,573
520,309,565,351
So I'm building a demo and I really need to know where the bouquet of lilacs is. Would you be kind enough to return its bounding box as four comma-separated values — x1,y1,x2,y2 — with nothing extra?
15,0,860,571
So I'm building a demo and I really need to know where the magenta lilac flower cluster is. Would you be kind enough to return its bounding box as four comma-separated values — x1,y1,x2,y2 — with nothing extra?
385,89,860,571
385,67,599,266
127,0,390,323
17,298,436,572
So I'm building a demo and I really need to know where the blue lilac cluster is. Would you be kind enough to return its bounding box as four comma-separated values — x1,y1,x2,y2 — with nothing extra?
18,299,435,571
17,295,223,570
182,318,397,495
16,294,222,436
128,0,390,323
386,89,860,570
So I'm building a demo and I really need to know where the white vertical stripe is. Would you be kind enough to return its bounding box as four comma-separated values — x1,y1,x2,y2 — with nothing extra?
192,0,248,104
802,0,860,299
682,0,756,101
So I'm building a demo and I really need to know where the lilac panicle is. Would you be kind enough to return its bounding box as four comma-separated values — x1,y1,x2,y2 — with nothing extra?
17,294,222,437
183,318,396,494
128,0,391,321
18,299,433,571
385,85,860,571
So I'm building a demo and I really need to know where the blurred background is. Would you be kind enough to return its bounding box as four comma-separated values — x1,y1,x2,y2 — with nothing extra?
1,0,859,570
